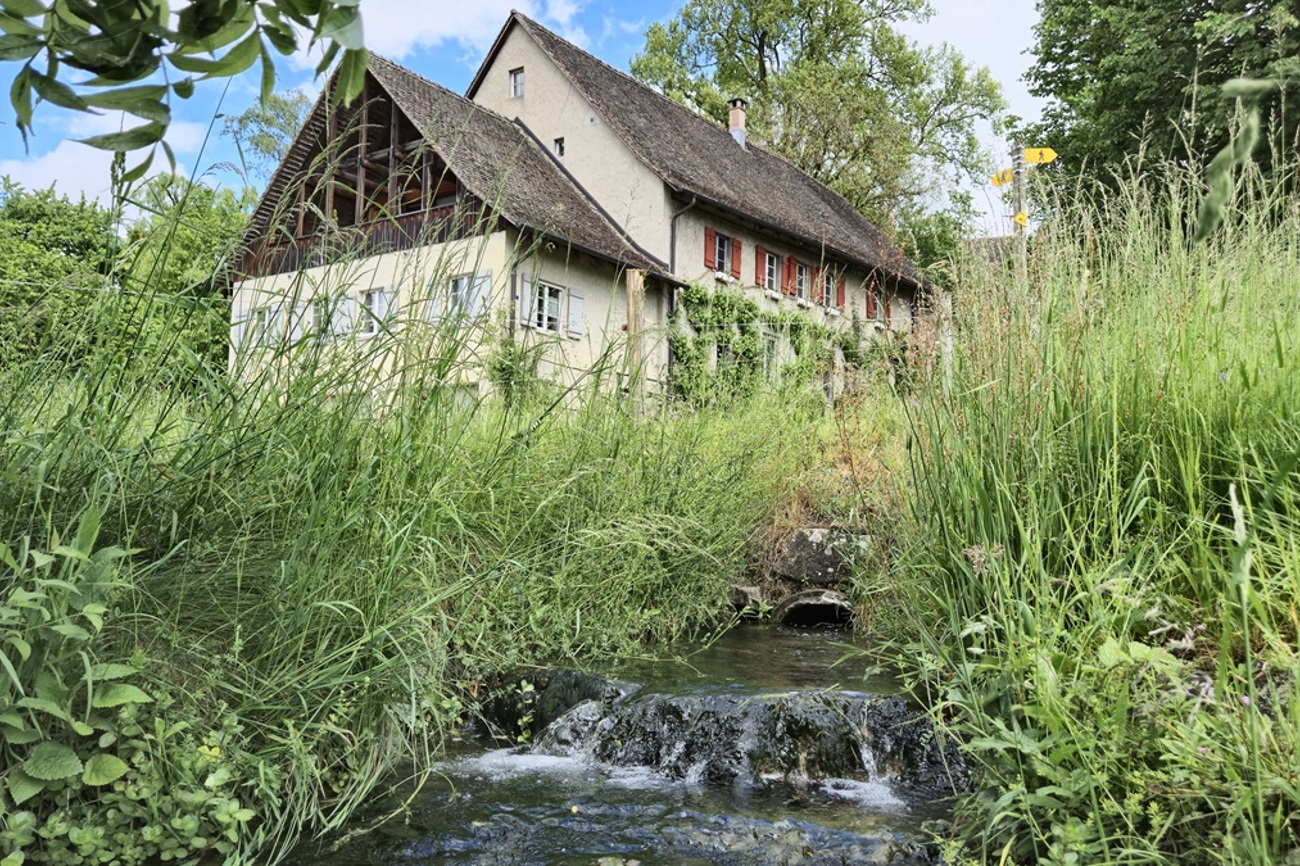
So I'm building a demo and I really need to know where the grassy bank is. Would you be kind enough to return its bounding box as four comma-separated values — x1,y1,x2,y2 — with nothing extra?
0,286,825,863
888,173,1300,863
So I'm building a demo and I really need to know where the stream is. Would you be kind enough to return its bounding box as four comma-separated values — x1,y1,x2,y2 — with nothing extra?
287,625,963,865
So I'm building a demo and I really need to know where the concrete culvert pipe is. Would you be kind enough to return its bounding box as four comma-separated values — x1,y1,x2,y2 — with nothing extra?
771,589,854,629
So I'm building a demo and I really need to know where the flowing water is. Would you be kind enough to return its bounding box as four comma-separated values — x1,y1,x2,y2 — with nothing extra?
288,626,962,865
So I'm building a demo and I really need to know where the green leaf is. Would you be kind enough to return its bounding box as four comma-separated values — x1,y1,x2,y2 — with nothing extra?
26,549,52,569
22,742,83,780
76,120,167,151
319,6,363,51
172,77,195,99
259,42,275,103
1,724,41,745
89,663,139,681
1097,637,1125,669
0,711,24,728
29,69,85,109
0,11,42,36
16,696,72,722
0,32,41,60
70,720,94,736
47,622,90,641
9,63,32,134
5,634,31,660
82,752,128,785
4,0,47,16
6,767,44,806
91,682,153,708
335,47,368,107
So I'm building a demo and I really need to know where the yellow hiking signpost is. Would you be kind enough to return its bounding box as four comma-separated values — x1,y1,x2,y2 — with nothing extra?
1024,147,1058,164
991,168,1015,187
1013,211,1029,227
991,144,1059,283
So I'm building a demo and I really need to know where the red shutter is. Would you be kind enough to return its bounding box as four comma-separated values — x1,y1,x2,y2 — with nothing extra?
811,267,823,304
866,281,876,318
782,256,794,295
755,245,766,287
884,293,892,325
836,278,846,309
704,227,716,270
731,237,742,279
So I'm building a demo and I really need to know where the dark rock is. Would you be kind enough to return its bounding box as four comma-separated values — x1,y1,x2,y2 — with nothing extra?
478,669,636,742
772,528,872,586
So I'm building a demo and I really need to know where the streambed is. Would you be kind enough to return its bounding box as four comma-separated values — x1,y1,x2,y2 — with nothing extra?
287,626,961,865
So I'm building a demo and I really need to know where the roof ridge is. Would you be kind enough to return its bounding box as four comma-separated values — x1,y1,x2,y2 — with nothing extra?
510,12,780,162
368,53,522,131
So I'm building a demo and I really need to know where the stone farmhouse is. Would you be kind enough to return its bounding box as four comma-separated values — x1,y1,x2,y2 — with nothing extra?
231,11,929,396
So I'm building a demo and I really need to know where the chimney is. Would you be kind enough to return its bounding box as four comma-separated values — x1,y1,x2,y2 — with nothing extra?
728,97,747,149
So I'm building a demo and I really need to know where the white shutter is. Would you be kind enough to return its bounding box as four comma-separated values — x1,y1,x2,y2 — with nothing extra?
566,290,584,339
520,275,533,327
470,272,490,319
230,310,246,352
289,301,309,342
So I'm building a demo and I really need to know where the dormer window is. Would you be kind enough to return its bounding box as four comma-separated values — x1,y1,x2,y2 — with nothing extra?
510,67,525,98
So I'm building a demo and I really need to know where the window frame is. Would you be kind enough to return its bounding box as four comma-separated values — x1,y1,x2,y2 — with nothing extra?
822,268,836,309
531,281,564,334
509,67,525,98
763,251,779,291
714,230,733,276
795,262,810,302
358,287,393,338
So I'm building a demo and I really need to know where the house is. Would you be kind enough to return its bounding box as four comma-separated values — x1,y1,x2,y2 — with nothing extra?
231,11,929,398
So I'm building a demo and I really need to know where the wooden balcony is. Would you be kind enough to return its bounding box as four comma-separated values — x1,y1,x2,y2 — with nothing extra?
238,203,489,279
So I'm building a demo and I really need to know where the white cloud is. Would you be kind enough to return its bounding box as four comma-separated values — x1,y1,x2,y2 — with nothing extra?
359,0,534,59
0,140,119,205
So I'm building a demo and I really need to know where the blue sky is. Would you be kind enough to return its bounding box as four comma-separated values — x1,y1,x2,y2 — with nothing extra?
0,0,1044,232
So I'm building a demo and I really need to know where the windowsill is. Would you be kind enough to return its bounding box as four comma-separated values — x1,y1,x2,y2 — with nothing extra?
871,320,887,331
712,271,737,283
763,289,782,301
827,308,842,318
796,298,813,309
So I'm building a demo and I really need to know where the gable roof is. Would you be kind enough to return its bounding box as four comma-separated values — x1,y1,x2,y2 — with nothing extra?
242,55,666,277
468,12,926,290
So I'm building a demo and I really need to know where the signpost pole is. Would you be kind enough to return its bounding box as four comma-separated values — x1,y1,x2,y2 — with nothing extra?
1012,142,1028,287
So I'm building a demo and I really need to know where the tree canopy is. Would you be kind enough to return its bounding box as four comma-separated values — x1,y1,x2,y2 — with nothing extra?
221,89,313,184
1,0,367,174
1024,0,1299,178
630,0,1005,236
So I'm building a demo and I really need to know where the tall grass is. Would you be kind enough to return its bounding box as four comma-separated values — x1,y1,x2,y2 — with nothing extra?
0,237,821,863
895,169,1300,863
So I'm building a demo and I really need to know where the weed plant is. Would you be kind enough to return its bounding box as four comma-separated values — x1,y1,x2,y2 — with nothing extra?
0,233,817,863
895,167,1300,863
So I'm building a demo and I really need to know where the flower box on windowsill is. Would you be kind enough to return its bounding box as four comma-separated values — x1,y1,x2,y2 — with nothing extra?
713,271,737,284
827,308,842,318
796,298,813,309
871,320,886,331
763,289,782,301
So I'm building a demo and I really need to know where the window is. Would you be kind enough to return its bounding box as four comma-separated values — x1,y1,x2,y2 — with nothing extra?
445,273,489,322
358,287,394,337
531,282,563,333
553,137,565,157
714,231,732,275
822,269,836,308
795,263,810,301
704,226,741,278
763,251,779,291
872,286,885,322
509,67,525,98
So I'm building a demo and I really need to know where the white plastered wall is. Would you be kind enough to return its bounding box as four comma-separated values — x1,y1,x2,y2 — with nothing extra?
470,26,674,260
229,229,665,394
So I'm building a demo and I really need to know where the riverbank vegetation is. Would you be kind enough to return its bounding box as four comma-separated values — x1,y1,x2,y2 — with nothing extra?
883,165,1300,863
0,279,824,863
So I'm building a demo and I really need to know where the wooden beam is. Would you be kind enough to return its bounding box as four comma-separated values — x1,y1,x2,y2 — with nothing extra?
355,96,368,225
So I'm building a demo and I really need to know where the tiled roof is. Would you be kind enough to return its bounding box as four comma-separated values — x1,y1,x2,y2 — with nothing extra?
242,56,665,276
486,12,926,290
368,56,664,274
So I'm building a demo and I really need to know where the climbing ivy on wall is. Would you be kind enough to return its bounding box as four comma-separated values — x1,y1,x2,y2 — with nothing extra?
669,284,854,405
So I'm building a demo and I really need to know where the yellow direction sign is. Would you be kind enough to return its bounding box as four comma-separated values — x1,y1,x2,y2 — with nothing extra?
992,167,1015,187
1024,147,1058,165
1013,211,1029,227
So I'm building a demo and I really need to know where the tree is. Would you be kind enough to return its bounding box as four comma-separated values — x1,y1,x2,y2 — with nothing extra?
222,90,313,184
119,174,257,371
1024,0,1300,179
0,178,119,365
630,0,1006,231
1,0,368,171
